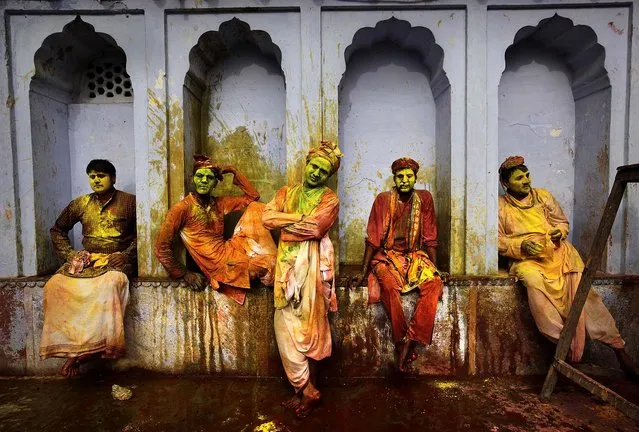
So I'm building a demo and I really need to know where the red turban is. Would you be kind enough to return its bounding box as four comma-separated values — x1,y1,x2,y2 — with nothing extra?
306,140,343,175
193,154,223,180
391,157,419,174
499,155,525,173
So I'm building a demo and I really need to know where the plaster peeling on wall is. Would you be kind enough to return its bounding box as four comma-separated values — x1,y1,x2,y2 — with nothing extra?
5,96,15,108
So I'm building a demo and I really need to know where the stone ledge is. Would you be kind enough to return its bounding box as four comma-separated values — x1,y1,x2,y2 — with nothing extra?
0,276,636,377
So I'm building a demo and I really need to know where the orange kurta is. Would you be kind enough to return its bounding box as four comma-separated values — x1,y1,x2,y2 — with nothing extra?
155,172,276,304
263,184,338,390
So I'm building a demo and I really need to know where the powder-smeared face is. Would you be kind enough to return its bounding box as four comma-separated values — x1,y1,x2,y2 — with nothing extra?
393,168,416,194
505,168,531,198
193,168,218,196
304,157,332,188
88,170,114,195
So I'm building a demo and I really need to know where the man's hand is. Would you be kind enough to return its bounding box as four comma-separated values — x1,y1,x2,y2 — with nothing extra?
107,252,127,269
438,271,450,285
521,240,544,256
183,271,206,291
549,228,563,242
349,271,368,289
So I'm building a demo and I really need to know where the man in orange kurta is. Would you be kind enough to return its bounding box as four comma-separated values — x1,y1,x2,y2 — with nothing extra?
498,156,637,380
262,140,342,418
354,157,443,372
155,154,276,305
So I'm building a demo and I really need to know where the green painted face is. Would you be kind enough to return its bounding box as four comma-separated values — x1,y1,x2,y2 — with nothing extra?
193,168,218,196
88,170,114,195
393,168,416,194
304,157,332,188
505,168,531,198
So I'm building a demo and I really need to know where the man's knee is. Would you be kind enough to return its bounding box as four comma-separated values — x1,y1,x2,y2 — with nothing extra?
516,270,545,291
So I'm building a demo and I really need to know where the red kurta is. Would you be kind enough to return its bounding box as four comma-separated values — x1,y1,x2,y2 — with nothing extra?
365,188,442,345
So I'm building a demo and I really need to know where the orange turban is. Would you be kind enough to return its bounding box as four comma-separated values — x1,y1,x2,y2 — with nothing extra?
391,157,419,174
193,154,223,180
306,140,343,175
499,155,525,174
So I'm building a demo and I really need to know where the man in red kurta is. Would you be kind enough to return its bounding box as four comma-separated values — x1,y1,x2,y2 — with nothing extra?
354,157,443,372
154,154,276,305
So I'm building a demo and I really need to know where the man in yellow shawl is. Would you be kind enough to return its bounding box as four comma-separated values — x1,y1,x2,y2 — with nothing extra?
263,140,342,418
498,156,637,381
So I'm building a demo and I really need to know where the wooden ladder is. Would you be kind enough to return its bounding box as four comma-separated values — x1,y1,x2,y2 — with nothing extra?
540,163,639,422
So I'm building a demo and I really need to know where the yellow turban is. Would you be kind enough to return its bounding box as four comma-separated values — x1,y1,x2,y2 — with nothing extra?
306,140,343,175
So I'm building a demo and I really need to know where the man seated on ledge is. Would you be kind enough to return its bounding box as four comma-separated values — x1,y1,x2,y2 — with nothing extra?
353,157,445,373
154,154,277,305
498,155,638,381
40,159,136,377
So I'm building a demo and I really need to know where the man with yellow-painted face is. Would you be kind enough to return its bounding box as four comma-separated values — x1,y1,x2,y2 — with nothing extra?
40,159,136,377
498,156,637,381
354,157,443,373
262,140,342,419
155,154,277,305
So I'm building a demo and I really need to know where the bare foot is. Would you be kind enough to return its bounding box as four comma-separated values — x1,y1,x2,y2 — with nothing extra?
396,340,414,372
60,358,80,378
295,392,321,419
280,394,302,412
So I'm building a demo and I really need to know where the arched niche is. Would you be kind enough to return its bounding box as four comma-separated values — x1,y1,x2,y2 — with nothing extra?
498,14,610,260
338,18,451,270
183,18,286,214
29,16,135,274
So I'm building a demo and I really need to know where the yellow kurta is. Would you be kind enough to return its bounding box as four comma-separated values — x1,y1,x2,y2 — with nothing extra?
498,188,623,361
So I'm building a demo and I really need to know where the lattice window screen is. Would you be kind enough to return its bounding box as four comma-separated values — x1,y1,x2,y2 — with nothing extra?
79,58,133,102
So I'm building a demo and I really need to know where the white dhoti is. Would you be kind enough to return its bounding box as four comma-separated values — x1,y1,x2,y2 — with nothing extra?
39,270,130,359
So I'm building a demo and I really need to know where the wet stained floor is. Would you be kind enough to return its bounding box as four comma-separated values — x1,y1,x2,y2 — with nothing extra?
0,370,637,432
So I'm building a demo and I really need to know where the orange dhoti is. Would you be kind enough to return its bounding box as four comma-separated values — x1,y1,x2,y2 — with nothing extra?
372,253,442,345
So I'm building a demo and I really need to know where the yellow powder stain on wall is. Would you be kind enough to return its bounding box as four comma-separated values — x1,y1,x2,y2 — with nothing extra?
205,126,285,203
550,128,562,138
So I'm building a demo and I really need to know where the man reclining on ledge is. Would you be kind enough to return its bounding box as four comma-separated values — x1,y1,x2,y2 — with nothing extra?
155,154,277,305
40,159,136,377
497,155,638,381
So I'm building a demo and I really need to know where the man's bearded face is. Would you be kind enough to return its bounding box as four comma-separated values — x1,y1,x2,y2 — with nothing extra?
88,170,114,194
304,157,331,188
393,168,416,194
505,168,531,198
193,168,218,196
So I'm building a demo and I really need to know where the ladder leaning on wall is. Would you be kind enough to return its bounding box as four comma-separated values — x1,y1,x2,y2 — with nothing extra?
540,163,639,422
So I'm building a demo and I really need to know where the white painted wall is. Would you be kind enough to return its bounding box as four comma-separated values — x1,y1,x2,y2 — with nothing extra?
68,103,135,248
498,51,576,236
0,1,637,276
29,89,71,274
338,42,436,264
204,49,286,204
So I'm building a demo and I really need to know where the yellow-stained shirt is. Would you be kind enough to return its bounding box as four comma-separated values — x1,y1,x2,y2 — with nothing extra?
51,189,137,278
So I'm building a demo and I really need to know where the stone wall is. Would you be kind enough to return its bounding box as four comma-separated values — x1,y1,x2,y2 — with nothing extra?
1,276,636,377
